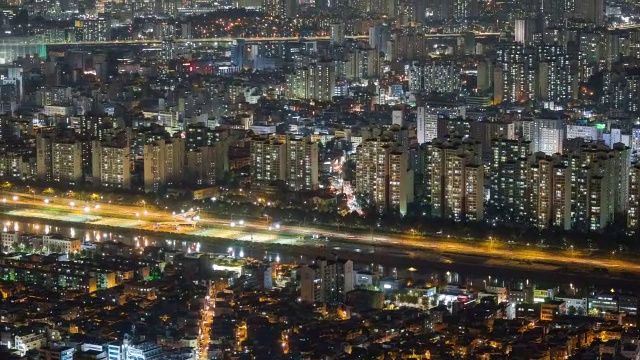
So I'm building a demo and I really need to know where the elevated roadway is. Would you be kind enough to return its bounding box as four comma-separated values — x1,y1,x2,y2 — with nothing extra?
13,32,502,47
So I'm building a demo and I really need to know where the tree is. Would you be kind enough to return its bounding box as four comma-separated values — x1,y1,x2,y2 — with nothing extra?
342,159,356,182
354,192,371,210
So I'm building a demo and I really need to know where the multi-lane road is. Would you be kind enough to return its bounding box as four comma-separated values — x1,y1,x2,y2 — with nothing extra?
1,190,639,275
14,32,504,46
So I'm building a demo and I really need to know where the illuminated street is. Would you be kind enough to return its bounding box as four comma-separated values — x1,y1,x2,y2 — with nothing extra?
2,191,639,275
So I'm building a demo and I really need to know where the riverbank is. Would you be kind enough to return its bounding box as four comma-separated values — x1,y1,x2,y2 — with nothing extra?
3,209,640,290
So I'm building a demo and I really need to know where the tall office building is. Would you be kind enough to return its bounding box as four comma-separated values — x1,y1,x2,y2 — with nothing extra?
230,40,248,68
416,106,438,144
286,136,319,191
91,136,131,190
250,135,286,186
355,138,413,214
143,138,186,193
427,136,484,222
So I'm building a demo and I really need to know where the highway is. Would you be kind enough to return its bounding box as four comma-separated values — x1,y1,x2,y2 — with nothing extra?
9,32,503,46
1,191,638,275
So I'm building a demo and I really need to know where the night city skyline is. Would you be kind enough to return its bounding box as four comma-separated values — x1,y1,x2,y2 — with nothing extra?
0,0,638,359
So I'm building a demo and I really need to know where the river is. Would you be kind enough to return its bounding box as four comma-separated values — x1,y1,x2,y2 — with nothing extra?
1,214,637,295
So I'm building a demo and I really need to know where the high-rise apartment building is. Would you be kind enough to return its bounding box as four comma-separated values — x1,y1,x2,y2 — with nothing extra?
494,43,532,104
344,47,380,80
427,136,484,222
143,138,186,193
611,143,631,215
287,61,335,101
628,164,640,232
355,138,413,215
523,116,565,155
299,258,354,304
408,58,461,93
286,136,319,191
185,141,229,186
35,135,53,183
74,16,110,42
330,23,345,45
36,135,83,186
416,106,438,144
489,138,531,222
471,121,516,157
571,143,617,231
91,136,131,190
574,0,605,26
514,19,537,45
250,135,286,186
262,0,296,17
527,153,572,230
52,141,83,186
537,45,574,105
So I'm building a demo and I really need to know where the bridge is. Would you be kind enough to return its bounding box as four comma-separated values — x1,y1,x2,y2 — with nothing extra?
3,32,502,47
0,32,501,62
